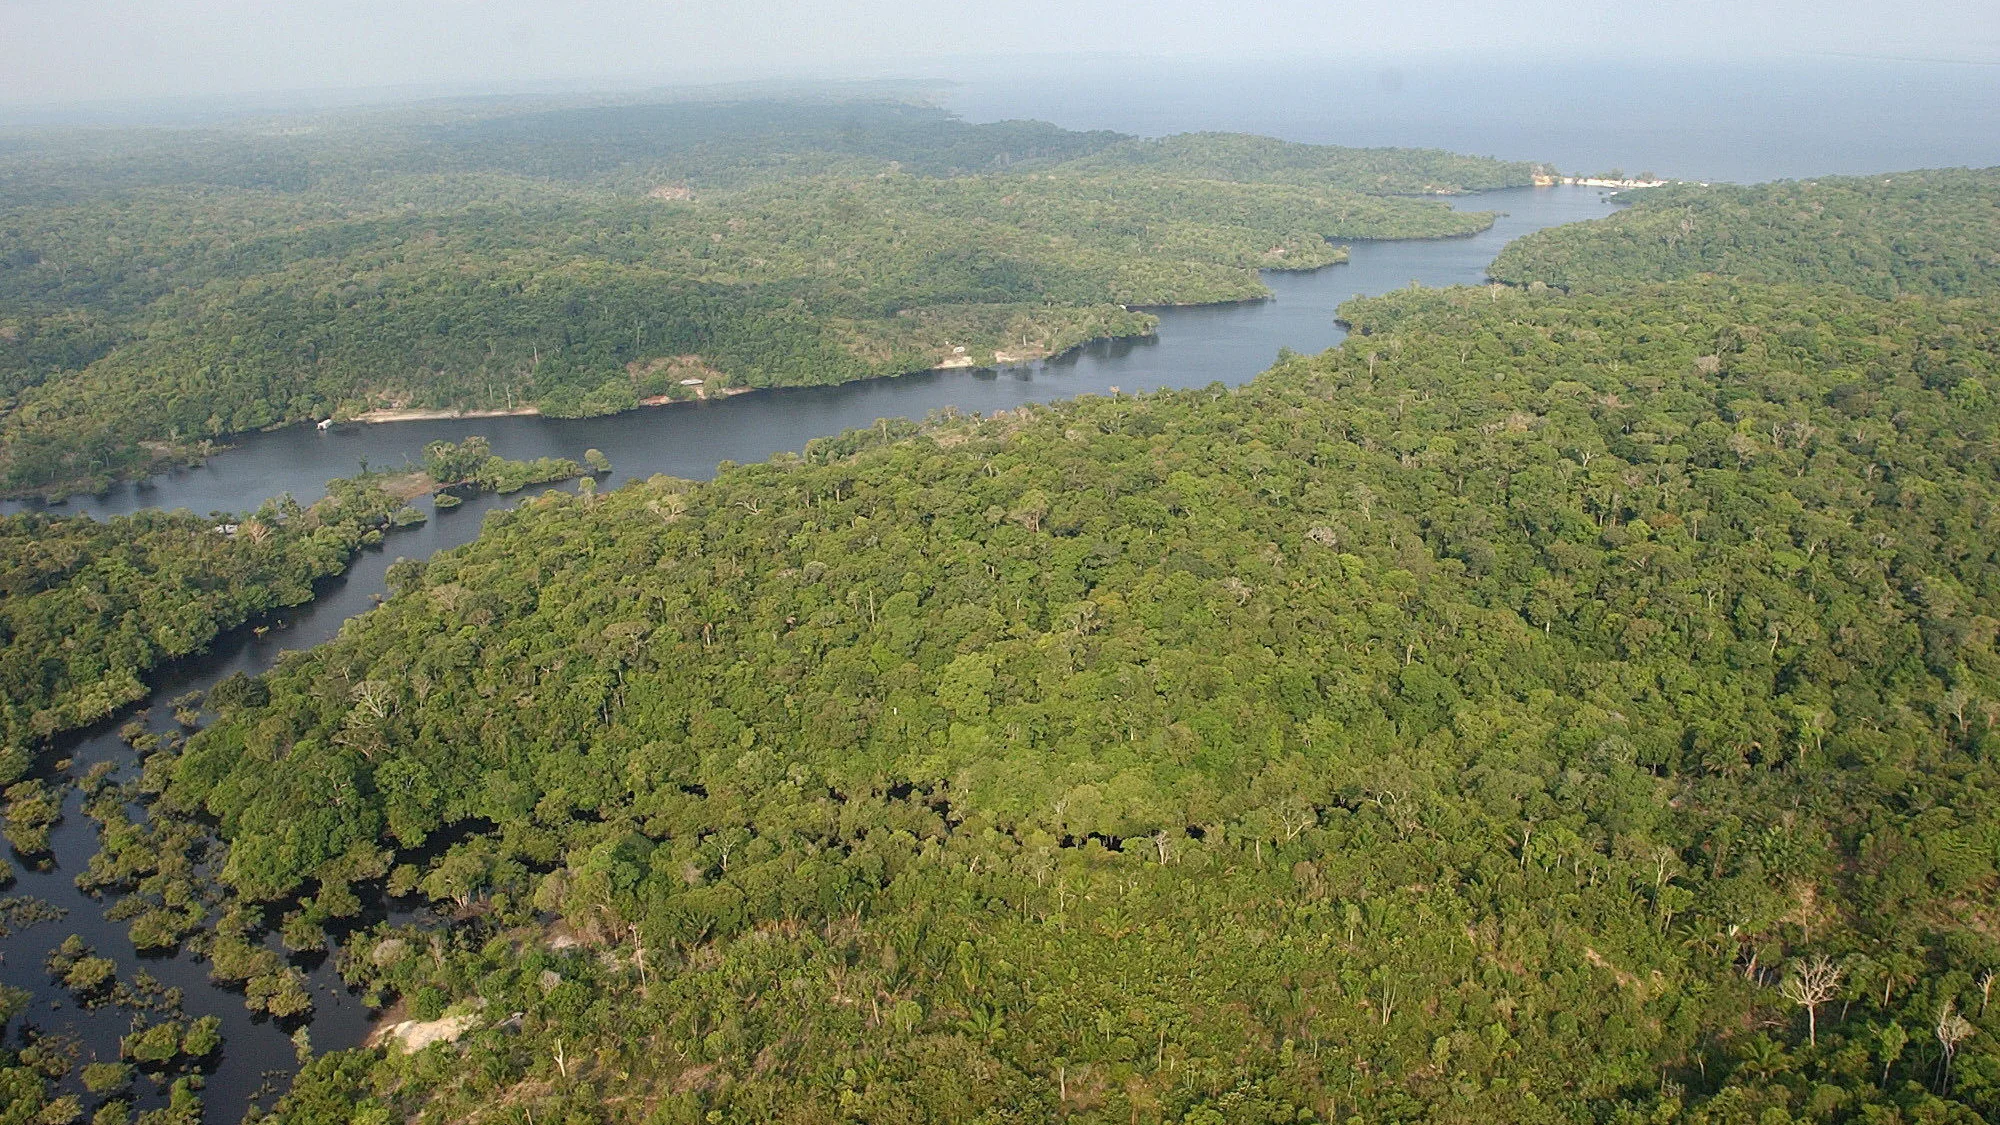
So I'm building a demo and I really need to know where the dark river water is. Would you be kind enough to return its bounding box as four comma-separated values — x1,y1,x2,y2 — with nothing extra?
0,183,1612,1121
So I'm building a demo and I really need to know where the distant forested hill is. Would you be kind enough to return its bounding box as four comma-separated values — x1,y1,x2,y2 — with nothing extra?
123,278,2000,1125
0,98,1532,497
406,100,1130,186
0,100,1126,203
1058,130,1544,194
1489,168,2000,296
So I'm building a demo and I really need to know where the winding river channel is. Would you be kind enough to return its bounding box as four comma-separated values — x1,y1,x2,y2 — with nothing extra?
2,184,1613,1121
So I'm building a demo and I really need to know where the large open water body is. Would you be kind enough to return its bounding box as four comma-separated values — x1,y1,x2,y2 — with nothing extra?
942,55,2000,184
0,183,1613,1121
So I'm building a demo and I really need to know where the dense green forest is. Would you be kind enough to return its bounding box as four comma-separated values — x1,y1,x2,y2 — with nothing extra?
0,98,1529,497
1062,132,1543,194
19,100,2000,1125
0,430,604,790
1489,168,2000,297
0,473,422,791
81,270,1992,1123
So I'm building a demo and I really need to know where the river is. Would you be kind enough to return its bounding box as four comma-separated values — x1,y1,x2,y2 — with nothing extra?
0,183,1613,1122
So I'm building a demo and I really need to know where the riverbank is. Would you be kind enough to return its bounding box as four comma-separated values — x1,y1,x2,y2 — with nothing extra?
349,385,762,424
328,340,1131,431
1531,174,1710,189
351,405,542,423
3,186,1608,522
637,384,755,406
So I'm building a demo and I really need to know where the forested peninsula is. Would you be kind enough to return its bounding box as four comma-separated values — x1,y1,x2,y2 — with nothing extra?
1488,168,2000,297
0,442,596,794
0,99,1538,498
0,475,421,792
3,169,1987,1125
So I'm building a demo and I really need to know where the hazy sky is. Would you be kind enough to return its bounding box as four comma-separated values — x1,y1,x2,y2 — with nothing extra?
5,0,1998,107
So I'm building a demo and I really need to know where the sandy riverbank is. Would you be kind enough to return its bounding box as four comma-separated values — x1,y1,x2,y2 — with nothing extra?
1532,174,1692,189
637,385,754,407
351,385,755,424
352,405,543,423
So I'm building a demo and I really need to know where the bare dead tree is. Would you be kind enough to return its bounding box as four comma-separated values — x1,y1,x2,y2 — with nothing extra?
1936,1000,1975,1093
1277,802,1317,842
629,922,650,988
1779,954,1844,1046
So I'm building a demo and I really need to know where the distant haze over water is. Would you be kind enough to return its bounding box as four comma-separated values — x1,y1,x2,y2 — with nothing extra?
942,54,2000,184
5,53,1992,186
